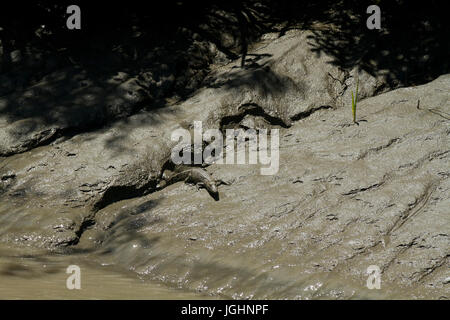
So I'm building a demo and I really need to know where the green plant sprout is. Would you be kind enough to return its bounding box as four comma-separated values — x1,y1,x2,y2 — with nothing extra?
351,78,359,124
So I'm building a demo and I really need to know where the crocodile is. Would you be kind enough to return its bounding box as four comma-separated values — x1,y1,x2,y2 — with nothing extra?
156,168,220,200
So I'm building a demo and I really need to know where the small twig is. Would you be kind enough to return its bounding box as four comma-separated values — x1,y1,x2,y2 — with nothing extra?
428,109,450,120
327,72,345,86
352,78,359,124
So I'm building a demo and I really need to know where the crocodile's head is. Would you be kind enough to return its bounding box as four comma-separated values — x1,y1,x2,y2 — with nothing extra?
210,183,218,194
207,182,219,201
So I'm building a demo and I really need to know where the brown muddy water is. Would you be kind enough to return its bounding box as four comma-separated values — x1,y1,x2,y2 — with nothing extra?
0,243,211,299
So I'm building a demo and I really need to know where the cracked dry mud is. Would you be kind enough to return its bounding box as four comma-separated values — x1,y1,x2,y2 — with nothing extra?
0,30,448,299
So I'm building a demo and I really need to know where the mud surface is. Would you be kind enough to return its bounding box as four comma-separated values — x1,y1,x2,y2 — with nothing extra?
0,30,448,299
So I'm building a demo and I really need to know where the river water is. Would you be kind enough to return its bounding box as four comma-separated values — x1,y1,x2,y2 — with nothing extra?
0,243,211,300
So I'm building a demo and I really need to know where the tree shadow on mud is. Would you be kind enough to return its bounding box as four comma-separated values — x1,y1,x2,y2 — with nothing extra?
0,1,279,157
306,0,449,88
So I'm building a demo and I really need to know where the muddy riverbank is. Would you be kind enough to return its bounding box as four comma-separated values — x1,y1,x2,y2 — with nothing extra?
1,6,448,299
